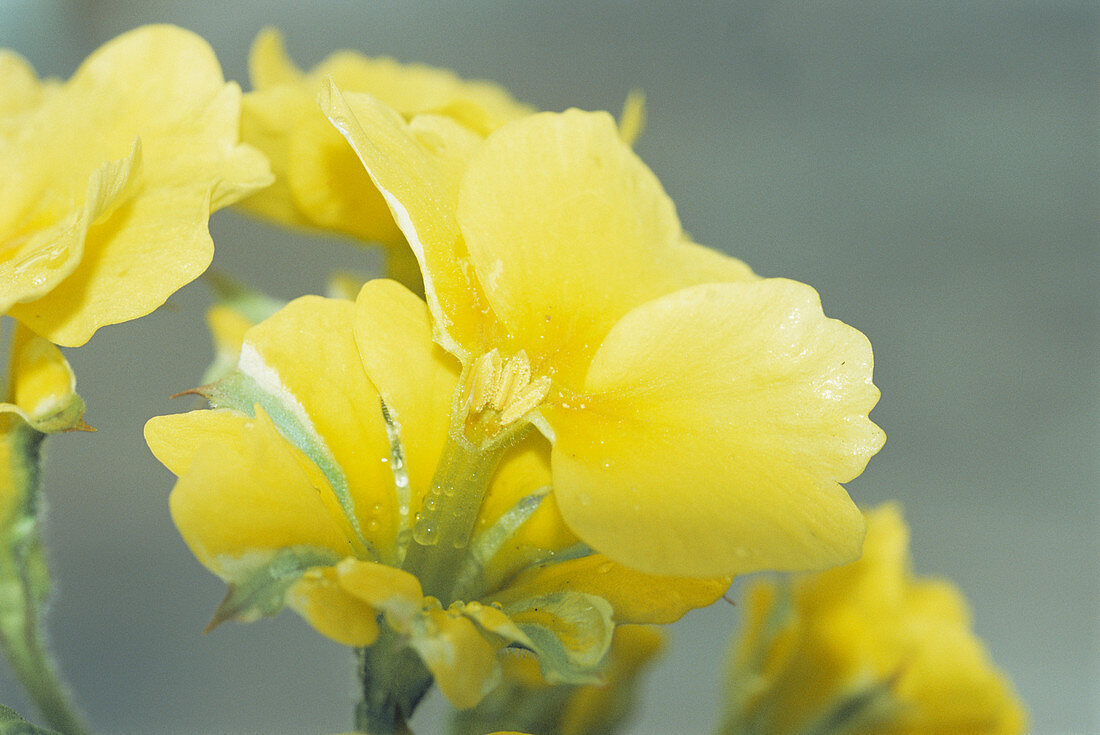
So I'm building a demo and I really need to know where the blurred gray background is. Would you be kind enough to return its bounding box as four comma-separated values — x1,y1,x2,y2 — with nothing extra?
1,1,1096,732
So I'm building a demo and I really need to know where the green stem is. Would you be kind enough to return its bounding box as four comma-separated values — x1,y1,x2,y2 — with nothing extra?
0,423,92,735
354,624,432,735
400,430,515,603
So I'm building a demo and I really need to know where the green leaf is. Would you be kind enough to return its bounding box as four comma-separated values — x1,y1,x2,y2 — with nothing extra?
504,591,614,685
206,545,339,631
0,705,62,735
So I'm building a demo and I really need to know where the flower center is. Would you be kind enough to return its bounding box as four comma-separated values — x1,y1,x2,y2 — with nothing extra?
460,348,550,444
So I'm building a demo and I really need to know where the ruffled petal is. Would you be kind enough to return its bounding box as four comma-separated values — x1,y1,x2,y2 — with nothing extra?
1,25,271,345
545,279,884,577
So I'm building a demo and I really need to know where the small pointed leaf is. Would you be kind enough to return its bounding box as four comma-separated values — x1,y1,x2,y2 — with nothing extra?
206,545,339,631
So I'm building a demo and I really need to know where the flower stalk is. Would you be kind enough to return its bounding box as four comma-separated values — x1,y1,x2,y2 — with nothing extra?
0,425,92,735
354,624,432,735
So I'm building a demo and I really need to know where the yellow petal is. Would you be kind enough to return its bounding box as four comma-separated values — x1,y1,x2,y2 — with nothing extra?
473,433,580,590
288,566,379,647
497,555,728,625
145,409,252,477
242,27,529,251
0,50,50,122
410,607,501,709
2,25,271,346
4,322,84,432
321,85,485,356
286,111,404,245
617,89,646,146
457,109,696,383
545,279,884,577
237,296,398,556
169,407,355,574
353,279,460,532
334,558,424,622
247,27,304,88
236,84,318,229
1,138,140,320
9,174,220,346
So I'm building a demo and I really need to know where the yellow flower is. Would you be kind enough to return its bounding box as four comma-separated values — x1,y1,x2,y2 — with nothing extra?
1,322,90,530
236,28,533,248
721,504,1027,735
0,25,272,347
145,283,726,708
322,88,885,579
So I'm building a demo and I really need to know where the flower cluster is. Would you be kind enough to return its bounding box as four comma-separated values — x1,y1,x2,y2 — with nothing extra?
0,23,1026,735
719,505,1026,735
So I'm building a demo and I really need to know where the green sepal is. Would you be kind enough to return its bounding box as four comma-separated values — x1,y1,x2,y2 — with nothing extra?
206,545,340,631
504,591,614,685
0,705,61,734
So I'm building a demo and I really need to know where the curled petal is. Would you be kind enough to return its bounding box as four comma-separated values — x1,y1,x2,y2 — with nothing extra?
321,85,485,356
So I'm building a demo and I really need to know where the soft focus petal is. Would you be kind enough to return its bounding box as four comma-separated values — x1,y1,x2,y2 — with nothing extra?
546,280,883,577
241,27,528,249
1,25,271,345
0,50,52,124
285,111,404,244
321,85,485,356
236,83,317,229
2,322,85,432
722,505,1027,735
168,407,355,573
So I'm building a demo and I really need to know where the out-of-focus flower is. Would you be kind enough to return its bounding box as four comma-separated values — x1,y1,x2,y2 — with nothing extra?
236,28,533,249
719,504,1027,735
145,283,726,708
323,90,884,579
0,25,272,347
1,323,89,531
452,624,664,735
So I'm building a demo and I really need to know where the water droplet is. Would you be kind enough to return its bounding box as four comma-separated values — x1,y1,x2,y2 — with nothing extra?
366,519,380,532
380,457,389,464
424,495,439,511
371,503,383,515
413,519,439,545
466,601,482,613
490,601,503,610
579,494,593,507
597,561,614,574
